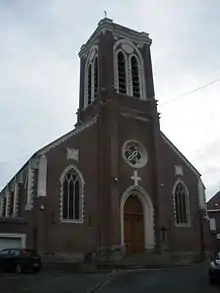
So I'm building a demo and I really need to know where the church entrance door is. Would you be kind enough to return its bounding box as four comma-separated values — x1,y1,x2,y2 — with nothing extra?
124,194,144,255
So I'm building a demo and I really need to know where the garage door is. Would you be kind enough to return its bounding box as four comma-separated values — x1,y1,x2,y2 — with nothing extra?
0,237,22,250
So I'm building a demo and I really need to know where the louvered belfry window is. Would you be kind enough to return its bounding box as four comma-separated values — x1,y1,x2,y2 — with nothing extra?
117,51,127,94
131,56,140,98
84,48,99,107
87,64,92,104
94,56,98,98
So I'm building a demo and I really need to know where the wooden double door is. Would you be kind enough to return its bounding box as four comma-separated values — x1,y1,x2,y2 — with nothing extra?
124,195,145,255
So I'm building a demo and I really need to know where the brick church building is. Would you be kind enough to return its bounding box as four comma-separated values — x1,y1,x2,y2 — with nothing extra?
0,18,209,261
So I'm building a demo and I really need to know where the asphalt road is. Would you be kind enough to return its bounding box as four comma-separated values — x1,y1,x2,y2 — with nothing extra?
98,263,220,293
0,263,219,293
0,270,108,293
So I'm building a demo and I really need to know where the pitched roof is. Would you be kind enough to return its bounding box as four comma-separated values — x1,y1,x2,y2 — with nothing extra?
207,191,220,208
161,132,201,177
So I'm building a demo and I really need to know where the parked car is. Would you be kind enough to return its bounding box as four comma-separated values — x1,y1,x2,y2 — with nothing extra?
209,252,220,284
0,248,42,273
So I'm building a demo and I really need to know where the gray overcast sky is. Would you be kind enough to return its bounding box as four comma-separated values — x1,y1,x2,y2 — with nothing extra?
0,0,220,200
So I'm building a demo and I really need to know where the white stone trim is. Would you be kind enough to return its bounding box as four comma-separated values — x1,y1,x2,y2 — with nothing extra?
174,165,183,176
39,115,98,155
131,170,141,186
0,233,26,248
66,148,79,161
79,18,152,58
161,132,200,177
0,116,98,197
5,188,10,217
25,161,34,211
172,179,191,227
37,154,47,197
120,185,155,250
60,165,85,224
198,178,206,210
13,181,18,216
0,191,6,217
122,139,148,169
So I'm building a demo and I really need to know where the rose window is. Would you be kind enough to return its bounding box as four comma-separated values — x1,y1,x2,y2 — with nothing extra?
122,140,147,168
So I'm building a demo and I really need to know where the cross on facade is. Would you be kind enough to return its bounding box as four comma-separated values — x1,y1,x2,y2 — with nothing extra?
131,170,141,186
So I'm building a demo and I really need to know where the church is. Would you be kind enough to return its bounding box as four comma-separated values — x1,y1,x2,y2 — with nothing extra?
0,18,209,262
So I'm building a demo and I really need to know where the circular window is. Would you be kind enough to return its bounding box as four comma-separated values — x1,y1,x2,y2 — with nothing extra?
122,140,148,168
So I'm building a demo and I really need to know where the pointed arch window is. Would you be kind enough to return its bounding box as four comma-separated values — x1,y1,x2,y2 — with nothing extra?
61,168,83,222
174,182,190,225
114,40,146,99
94,56,98,98
131,55,140,98
84,47,99,107
117,51,127,94
87,64,92,104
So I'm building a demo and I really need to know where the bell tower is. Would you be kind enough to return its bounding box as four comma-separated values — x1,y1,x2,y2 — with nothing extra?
76,18,162,253
76,18,157,125
75,18,164,254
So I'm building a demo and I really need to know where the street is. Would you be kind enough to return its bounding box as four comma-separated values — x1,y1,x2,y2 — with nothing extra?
0,270,108,293
98,263,220,293
0,262,219,293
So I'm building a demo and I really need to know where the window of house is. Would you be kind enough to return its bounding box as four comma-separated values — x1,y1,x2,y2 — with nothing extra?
174,182,190,225
61,168,82,222
117,51,127,94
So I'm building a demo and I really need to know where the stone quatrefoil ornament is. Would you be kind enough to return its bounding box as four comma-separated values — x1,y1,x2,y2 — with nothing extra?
122,140,148,168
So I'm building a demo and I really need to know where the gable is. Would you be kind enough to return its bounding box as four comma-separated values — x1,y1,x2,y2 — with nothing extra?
0,115,98,196
161,132,201,178
207,191,220,209
37,115,98,155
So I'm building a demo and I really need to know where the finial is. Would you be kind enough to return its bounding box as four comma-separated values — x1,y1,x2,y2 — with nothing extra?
104,10,107,18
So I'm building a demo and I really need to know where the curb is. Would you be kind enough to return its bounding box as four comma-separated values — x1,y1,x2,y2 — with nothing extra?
96,259,206,270
42,259,206,274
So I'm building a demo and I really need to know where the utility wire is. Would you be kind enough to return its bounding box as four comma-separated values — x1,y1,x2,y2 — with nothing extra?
159,78,220,106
